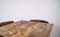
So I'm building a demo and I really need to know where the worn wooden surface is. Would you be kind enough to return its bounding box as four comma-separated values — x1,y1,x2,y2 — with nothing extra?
0,20,53,37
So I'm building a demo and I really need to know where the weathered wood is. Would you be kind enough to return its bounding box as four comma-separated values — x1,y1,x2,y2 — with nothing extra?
0,20,53,37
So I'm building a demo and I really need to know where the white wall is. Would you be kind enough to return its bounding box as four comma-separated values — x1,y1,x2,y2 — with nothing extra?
0,0,60,37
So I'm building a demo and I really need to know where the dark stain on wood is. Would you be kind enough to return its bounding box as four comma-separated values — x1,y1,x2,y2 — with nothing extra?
0,21,14,27
30,20,48,23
